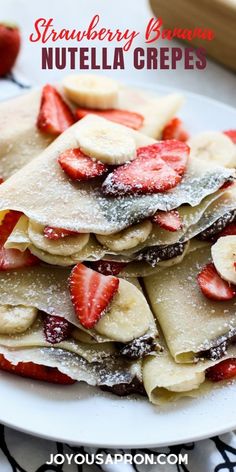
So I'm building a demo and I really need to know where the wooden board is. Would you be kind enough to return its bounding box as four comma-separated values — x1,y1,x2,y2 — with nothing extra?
149,0,236,71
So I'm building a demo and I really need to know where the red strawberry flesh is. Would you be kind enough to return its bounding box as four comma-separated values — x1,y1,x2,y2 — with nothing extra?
69,263,119,329
37,84,75,136
76,108,144,130
218,223,236,238
152,210,182,232
58,148,108,181
0,211,39,270
206,358,236,382
224,130,236,144
197,263,235,301
162,117,189,142
44,226,79,240
102,141,189,196
0,354,75,385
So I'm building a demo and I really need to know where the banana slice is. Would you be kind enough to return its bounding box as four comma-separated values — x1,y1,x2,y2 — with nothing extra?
96,220,152,252
28,221,89,256
95,279,151,342
63,74,119,109
78,121,136,165
189,131,236,167
211,235,236,284
0,305,37,335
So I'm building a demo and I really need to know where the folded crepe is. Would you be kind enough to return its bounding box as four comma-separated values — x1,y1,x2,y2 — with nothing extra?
0,267,158,390
0,115,233,273
144,244,236,363
142,344,236,405
0,77,183,179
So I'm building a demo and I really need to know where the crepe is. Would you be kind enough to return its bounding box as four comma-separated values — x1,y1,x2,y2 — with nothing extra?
0,345,142,388
0,115,232,237
143,345,236,405
144,245,236,363
0,80,182,179
0,266,158,346
0,266,157,391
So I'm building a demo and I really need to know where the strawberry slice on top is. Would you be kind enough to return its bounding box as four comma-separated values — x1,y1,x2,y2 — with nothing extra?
76,108,144,130
69,263,119,329
0,210,39,270
44,226,79,240
102,141,189,196
206,358,236,382
224,130,236,144
162,117,189,142
0,354,75,385
152,210,182,232
197,263,235,301
37,84,75,136
58,148,108,181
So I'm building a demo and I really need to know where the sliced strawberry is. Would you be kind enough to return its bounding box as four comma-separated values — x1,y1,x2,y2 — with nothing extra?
152,140,189,176
162,117,189,142
0,211,39,270
206,358,236,382
152,210,182,232
0,210,22,246
69,263,119,329
218,223,236,238
76,108,144,130
102,141,189,196
0,247,38,271
44,315,71,344
224,130,236,144
0,354,75,385
90,260,127,276
0,178,4,184
58,148,108,181
220,180,234,191
37,84,75,136
197,263,235,301
44,226,79,240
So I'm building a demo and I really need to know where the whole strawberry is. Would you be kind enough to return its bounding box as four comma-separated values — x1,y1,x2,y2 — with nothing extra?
0,23,21,77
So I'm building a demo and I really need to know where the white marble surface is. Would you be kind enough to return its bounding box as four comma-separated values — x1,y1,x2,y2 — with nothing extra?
0,0,235,106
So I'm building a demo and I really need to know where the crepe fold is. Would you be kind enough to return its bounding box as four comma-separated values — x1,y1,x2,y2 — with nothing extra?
144,245,236,363
0,266,158,345
0,115,233,236
0,82,182,179
0,346,142,388
0,266,157,390
142,346,236,405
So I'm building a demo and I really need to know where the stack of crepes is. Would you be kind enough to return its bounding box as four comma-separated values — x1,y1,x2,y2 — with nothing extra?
0,74,235,404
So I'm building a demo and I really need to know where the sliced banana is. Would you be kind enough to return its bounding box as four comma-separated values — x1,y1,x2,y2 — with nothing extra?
0,305,37,335
63,74,119,109
95,279,151,342
28,221,89,256
211,235,236,284
189,131,236,167
96,220,152,252
78,121,136,165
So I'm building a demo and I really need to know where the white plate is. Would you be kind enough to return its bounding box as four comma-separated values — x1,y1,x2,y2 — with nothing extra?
0,83,236,448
